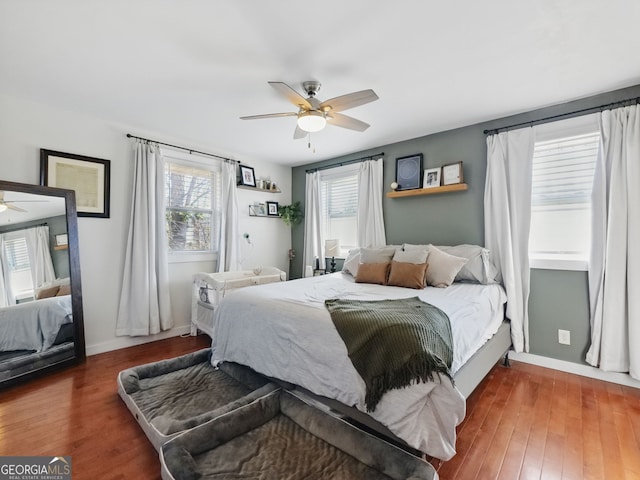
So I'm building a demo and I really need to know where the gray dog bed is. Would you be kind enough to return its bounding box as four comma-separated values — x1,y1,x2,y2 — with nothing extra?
160,389,438,480
118,348,279,451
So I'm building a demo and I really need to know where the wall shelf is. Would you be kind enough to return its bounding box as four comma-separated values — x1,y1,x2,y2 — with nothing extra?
238,185,281,194
248,205,280,218
386,183,468,198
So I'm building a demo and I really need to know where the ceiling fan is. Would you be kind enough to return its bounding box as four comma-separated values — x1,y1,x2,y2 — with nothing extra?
0,191,44,213
240,81,379,139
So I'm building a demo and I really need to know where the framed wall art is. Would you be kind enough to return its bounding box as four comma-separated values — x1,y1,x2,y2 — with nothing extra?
395,154,423,191
266,201,279,216
40,149,111,218
423,167,441,188
239,165,256,187
442,161,464,185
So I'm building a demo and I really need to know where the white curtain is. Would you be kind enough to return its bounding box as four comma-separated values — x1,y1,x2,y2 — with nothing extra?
357,158,386,247
0,236,9,307
217,161,240,272
484,128,535,352
24,225,56,290
586,105,640,379
302,171,323,277
116,140,173,336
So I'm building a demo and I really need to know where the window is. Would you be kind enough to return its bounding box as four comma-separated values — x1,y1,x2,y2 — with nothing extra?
163,151,221,261
319,164,359,257
529,114,599,270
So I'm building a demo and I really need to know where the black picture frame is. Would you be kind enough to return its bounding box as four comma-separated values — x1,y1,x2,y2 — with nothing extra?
266,201,279,216
239,165,256,187
395,154,423,191
40,149,111,218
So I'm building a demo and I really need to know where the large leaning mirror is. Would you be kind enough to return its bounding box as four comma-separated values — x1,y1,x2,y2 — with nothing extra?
0,179,85,387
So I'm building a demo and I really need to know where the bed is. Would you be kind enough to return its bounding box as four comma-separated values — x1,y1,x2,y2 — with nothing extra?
211,245,509,461
0,295,73,353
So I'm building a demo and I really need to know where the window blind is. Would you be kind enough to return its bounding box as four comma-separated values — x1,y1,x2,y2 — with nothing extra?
4,237,30,272
320,170,358,252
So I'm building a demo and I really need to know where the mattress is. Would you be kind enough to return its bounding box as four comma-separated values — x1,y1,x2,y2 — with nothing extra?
211,273,507,460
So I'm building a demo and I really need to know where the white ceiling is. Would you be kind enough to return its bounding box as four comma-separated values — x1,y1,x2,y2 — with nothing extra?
1,1,639,166
0,191,66,226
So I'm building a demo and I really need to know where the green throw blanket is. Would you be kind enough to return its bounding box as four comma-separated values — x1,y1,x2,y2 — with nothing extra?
325,297,453,412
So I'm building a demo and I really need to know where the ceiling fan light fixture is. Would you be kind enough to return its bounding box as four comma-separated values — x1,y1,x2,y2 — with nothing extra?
297,111,326,133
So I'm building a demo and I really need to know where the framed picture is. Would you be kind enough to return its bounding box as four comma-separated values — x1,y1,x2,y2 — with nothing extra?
423,167,441,188
239,165,256,187
442,161,464,185
266,201,279,216
395,154,423,191
40,149,111,218
250,203,267,216
54,233,68,246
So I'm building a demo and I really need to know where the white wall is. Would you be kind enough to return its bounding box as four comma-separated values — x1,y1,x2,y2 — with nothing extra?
0,93,292,355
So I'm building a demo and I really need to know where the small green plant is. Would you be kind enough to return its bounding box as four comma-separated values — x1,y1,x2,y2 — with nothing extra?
277,201,303,226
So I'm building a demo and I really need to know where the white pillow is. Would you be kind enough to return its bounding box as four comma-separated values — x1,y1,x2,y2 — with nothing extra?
393,248,428,264
342,248,361,277
359,246,397,264
425,245,468,288
436,244,499,284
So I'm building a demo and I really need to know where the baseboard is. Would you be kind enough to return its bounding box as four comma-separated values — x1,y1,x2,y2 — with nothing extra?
85,325,192,356
510,351,640,389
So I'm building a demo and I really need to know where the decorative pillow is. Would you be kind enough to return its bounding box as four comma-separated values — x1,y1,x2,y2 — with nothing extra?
425,245,468,288
393,248,428,264
355,262,390,285
36,285,60,299
436,244,499,284
341,248,361,277
387,261,428,289
359,247,397,264
57,284,72,296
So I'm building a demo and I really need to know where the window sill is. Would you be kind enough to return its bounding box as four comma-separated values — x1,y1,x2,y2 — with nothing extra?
168,252,217,264
529,256,587,272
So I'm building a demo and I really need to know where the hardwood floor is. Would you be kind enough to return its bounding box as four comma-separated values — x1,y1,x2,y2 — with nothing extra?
1,335,638,479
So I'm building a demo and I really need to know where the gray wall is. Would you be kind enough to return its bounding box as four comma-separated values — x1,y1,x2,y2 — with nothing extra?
291,83,640,366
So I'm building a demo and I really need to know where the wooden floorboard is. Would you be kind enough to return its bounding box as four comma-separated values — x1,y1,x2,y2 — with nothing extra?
1,335,639,480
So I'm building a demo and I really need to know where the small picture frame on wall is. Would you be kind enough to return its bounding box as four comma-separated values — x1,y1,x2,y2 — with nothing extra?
54,233,68,246
442,161,464,185
40,149,111,218
266,201,279,216
395,154,423,191
423,167,441,188
239,165,256,187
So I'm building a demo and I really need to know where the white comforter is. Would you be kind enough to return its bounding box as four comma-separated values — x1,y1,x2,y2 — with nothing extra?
211,273,506,460
0,295,73,352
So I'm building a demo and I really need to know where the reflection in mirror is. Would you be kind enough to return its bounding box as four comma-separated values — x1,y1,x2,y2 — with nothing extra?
0,180,85,387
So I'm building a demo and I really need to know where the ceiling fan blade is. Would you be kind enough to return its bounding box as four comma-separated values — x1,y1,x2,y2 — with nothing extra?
6,204,26,213
327,112,370,132
240,112,298,120
269,82,312,110
319,89,378,113
293,125,307,140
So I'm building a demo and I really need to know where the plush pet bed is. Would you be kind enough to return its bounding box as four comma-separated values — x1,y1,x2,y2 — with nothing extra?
160,389,438,480
118,348,279,451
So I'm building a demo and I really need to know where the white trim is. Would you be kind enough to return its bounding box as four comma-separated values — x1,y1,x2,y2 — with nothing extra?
510,351,640,389
168,251,217,264
529,256,588,271
85,324,192,356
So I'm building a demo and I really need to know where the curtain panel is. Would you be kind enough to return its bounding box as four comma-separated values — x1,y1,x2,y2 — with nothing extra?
357,158,386,248
587,105,640,379
302,171,323,277
116,140,173,336
217,161,240,272
484,128,535,352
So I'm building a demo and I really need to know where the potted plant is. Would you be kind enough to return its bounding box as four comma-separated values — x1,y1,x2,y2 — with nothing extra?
277,201,303,226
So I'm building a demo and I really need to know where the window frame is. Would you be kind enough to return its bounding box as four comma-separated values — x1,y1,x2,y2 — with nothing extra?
162,148,221,264
319,163,359,258
529,114,599,272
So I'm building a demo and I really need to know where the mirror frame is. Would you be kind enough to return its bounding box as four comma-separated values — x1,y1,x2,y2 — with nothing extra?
0,180,85,388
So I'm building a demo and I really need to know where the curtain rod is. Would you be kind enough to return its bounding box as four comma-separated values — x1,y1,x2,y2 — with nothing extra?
305,152,384,173
483,96,640,135
126,134,240,164
0,222,48,234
